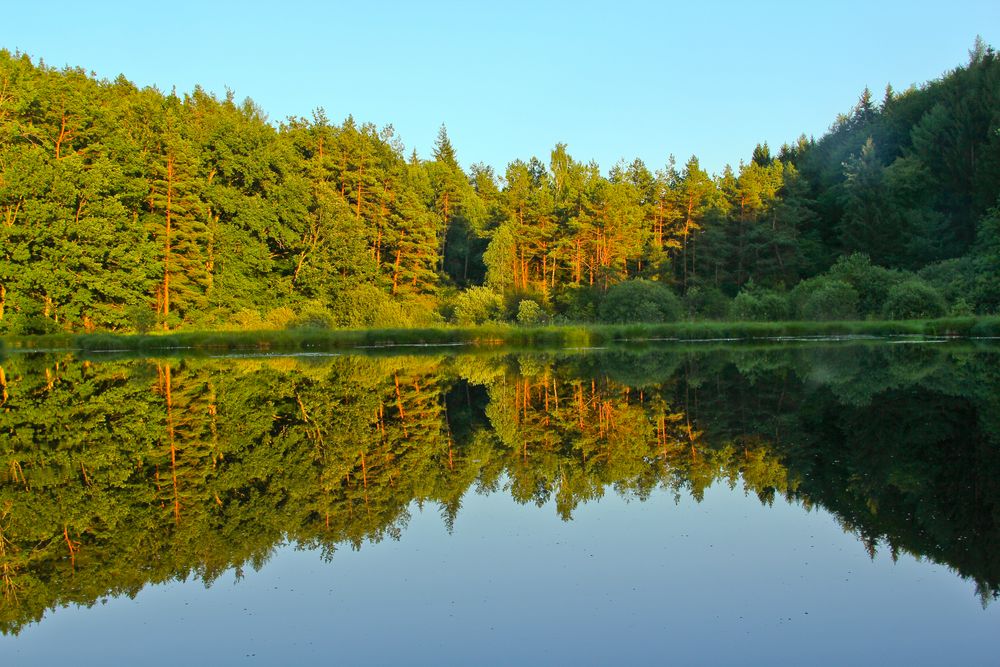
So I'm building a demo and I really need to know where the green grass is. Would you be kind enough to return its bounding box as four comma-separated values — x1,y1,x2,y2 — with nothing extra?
3,316,999,356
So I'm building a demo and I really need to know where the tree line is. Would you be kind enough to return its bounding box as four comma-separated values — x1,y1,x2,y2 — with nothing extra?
1,40,998,334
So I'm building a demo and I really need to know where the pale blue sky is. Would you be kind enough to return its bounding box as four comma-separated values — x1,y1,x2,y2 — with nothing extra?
2,1,997,175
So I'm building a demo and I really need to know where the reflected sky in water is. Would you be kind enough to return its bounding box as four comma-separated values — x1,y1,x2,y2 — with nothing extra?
7,479,997,665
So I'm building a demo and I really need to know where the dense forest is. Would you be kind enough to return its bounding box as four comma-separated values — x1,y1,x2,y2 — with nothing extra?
0,40,998,334
1,344,999,632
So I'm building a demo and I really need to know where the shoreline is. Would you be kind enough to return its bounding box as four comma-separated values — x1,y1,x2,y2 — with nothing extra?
3,317,999,356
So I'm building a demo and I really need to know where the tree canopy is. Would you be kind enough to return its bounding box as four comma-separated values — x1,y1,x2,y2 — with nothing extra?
1,40,998,334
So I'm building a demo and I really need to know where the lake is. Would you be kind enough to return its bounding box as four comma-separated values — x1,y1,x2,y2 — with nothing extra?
1,341,998,664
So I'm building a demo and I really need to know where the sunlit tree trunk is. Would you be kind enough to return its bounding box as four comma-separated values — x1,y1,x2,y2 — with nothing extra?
391,233,404,295
54,113,72,160
162,156,174,330
356,151,365,219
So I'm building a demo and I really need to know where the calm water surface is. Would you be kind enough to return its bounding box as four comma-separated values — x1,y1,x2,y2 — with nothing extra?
1,342,998,664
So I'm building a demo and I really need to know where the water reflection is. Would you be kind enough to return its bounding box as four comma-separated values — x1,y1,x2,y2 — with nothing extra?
1,342,999,634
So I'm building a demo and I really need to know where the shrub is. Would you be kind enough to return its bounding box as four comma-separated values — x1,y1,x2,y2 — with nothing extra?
229,309,266,330
436,287,460,323
826,253,906,316
881,280,947,320
333,284,423,328
970,206,1000,313
684,286,730,320
554,284,600,322
397,295,443,327
948,298,975,317
496,288,548,321
730,280,789,321
10,314,62,335
801,279,859,321
919,257,976,304
264,307,297,329
290,302,336,329
730,292,762,321
758,292,791,321
453,287,503,325
730,291,789,321
126,305,157,333
598,279,682,324
516,300,546,326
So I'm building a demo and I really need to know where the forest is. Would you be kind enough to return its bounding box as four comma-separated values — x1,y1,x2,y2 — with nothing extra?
1,344,999,633
0,39,998,335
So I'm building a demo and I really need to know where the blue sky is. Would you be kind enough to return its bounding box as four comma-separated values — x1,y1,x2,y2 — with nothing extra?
2,1,997,175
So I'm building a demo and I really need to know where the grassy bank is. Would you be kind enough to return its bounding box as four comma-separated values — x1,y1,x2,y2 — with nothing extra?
2,316,999,356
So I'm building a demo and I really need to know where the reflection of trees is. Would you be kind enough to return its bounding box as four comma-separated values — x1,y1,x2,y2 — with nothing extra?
681,344,1000,604
1,343,999,632
484,363,788,517
0,353,487,632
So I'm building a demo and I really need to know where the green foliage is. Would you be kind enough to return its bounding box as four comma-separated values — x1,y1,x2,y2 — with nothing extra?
683,286,730,320
498,287,547,322
332,285,422,328
730,292,760,321
949,298,975,317
730,292,790,322
970,206,1000,314
516,299,546,326
11,314,63,335
881,280,947,320
919,257,978,307
452,287,503,325
554,285,601,322
1,43,999,334
126,304,157,333
730,281,790,322
289,302,336,329
826,253,905,316
798,279,860,321
837,139,897,265
598,279,682,324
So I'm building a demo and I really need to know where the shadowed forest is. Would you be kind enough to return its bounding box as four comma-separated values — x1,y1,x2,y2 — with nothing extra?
2,343,999,633
1,40,999,334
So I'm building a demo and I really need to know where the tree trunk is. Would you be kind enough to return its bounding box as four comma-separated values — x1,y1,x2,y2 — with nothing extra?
2,199,21,228
54,113,71,160
656,198,664,247
574,239,582,284
163,155,174,330
356,154,364,218
391,232,404,294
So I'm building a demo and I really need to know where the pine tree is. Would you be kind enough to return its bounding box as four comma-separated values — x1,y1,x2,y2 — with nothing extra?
145,101,211,329
838,138,897,265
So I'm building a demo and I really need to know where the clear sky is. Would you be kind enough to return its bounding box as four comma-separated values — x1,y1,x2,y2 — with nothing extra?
1,0,997,176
